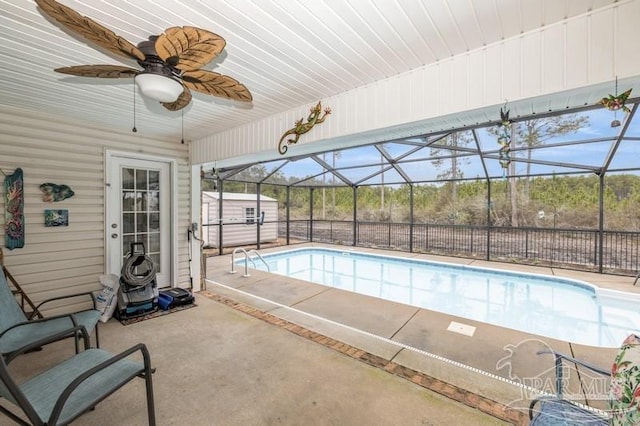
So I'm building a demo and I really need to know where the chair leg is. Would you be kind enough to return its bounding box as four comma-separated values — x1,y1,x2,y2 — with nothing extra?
145,372,156,426
94,324,100,348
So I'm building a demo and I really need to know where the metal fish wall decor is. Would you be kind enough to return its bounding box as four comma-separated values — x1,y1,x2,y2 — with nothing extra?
40,183,75,202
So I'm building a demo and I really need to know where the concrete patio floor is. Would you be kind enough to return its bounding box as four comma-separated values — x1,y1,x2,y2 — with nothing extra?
4,242,637,425
4,289,508,425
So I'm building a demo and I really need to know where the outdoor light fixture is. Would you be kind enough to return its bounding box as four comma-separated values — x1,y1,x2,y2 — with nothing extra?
134,73,183,103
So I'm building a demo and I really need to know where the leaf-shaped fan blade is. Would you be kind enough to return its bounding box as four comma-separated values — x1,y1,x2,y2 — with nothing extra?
54,65,139,78
183,70,252,102
35,0,145,62
155,27,226,72
162,86,192,111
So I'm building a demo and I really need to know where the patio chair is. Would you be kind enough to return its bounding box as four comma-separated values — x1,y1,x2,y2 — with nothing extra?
0,325,156,425
529,334,640,425
0,264,100,363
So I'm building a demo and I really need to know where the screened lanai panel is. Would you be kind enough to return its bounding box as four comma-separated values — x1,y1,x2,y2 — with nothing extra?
398,152,487,182
339,165,399,185
397,161,451,182
396,147,436,163
501,162,598,178
428,131,477,149
474,128,505,153
520,141,614,169
307,171,349,187
224,165,265,181
622,105,640,136
358,167,407,185
400,146,480,163
379,140,426,158
580,108,633,138
259,159,288,178
330,145,382,169
607,140,640,171
268,157,325,185
483,157,512,179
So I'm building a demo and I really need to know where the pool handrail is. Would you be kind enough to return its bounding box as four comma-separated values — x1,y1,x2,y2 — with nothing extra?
230,248,270,277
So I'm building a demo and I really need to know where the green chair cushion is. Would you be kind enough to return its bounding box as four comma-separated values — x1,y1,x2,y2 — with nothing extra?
20,348,145,424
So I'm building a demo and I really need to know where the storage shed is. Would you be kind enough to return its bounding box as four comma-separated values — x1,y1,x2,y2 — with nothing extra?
201,192,278,248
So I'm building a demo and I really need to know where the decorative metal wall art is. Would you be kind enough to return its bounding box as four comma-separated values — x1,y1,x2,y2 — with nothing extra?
40,183,74,202
599,78,632,128
44,209,69,227
4,168,24,250
497,104,512,178
278,101,331,155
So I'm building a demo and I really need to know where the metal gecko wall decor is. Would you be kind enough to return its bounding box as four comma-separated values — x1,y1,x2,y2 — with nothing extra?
497,104,512,178
278,101,331,155
4,168,24,250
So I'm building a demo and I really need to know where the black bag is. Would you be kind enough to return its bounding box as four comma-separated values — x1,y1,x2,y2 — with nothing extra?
158,288,194,310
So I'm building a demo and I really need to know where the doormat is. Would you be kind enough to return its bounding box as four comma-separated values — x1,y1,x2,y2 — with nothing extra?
116,303,197,326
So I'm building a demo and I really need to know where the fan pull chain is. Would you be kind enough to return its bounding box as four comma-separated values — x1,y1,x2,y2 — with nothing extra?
181,110,185,144
132,81,137,133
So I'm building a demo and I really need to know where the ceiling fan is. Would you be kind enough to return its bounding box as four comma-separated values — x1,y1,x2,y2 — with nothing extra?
35,0,253,111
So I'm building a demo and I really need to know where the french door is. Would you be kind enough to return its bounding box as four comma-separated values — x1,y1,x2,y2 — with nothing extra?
106,154,172,287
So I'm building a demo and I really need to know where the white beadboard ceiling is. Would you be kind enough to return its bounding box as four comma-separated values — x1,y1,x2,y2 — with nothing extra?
0,0,621,143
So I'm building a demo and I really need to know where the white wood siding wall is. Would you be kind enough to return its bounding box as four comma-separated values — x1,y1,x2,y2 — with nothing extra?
0,106,190,315
192,1,640,166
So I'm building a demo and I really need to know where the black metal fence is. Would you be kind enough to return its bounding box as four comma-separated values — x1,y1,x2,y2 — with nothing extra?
276,220,639,275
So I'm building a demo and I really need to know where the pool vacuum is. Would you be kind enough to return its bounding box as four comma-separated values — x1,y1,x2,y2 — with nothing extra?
116,242,158,319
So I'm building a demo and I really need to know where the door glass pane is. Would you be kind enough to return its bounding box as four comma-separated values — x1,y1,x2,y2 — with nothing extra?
135,192,146,211
148,191,159,211
149,171,159,190
122,166,161,273
123,191,135,211
150,254,160,270
122,234,135,256
149,213,160,231
136,169,148,190
122,213,135,234
149,232,160,252
136,212,148,231
122,168,134,190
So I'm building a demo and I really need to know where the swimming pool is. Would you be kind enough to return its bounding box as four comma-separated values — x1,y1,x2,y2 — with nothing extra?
245,247,640,347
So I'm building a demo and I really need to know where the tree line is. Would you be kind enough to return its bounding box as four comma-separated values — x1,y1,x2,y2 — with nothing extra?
203,173,640,231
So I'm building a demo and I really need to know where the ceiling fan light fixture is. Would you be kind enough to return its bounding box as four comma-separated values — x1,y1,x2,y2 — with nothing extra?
135,73,183,103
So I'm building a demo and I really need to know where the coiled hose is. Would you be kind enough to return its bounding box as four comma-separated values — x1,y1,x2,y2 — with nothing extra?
121,252,157,289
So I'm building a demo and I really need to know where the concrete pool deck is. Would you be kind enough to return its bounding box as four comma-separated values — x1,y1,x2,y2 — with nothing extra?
204,243,640,424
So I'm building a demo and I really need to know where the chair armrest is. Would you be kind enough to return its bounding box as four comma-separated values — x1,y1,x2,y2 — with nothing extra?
0,313,81,339
536,349,609,397
29,291,97,319
3,325,90,361
49,343,153,424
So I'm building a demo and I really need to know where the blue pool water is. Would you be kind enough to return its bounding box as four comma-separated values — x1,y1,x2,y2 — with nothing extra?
246,248,640,347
